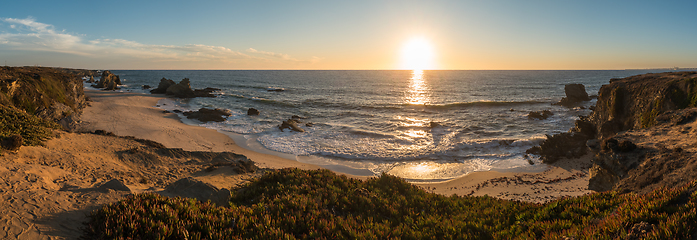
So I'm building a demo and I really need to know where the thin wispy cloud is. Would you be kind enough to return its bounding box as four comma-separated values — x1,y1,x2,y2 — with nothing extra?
0,17,317,67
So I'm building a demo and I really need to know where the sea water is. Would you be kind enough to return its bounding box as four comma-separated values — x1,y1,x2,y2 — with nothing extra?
106,69,661,181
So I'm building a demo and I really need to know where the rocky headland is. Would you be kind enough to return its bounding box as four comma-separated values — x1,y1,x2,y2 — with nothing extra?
532,71,697,193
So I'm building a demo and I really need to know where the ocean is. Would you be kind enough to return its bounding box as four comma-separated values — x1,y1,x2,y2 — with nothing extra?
104,70,662,181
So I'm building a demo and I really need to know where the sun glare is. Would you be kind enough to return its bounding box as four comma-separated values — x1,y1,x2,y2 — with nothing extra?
400,37,435,70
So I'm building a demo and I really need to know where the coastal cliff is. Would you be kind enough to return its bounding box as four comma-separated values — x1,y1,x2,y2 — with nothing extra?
580,71,697,192
0,67,96,130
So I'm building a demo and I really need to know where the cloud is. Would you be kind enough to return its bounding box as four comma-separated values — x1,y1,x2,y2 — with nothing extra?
247,48,297,61
0,17,318,68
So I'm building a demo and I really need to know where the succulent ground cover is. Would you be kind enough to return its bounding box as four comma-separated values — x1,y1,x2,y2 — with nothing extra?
84,168,697,239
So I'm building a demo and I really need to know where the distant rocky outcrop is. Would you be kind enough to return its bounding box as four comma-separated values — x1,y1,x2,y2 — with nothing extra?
94,70,121,90
555,84,591,107
150,77,219,98
182,108,232,122
150,78,176,94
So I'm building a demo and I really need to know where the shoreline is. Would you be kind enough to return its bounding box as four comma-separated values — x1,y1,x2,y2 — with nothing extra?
80,89,324,172
0,87,595,238
82,89,594,203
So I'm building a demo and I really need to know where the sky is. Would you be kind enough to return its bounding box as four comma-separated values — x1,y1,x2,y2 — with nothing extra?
1,1,696,70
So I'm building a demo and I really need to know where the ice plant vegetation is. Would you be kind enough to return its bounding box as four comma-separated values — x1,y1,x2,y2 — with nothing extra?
84,168,697,239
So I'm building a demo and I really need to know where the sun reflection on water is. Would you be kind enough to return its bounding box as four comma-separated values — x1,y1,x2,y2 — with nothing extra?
405,69,430,105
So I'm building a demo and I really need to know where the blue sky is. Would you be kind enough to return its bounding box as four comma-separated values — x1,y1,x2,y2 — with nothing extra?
1,1,696,70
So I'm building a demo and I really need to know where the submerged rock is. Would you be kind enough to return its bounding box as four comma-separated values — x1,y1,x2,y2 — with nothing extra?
247,108,260,115
528,110,553,120
279,118,305,132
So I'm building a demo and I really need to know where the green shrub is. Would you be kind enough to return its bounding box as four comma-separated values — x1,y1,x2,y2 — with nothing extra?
0,105,60,148
84,169,697,239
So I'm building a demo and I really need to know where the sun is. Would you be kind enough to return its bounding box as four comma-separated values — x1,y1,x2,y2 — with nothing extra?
400,37,435,70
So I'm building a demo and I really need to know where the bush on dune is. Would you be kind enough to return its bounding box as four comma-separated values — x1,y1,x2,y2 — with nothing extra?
84,168,697,239
0,105,60,152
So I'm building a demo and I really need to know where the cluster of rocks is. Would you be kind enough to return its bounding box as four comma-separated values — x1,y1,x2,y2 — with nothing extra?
527,72,697,194
526,118,596,163
150,78,219,98
93,70,121,90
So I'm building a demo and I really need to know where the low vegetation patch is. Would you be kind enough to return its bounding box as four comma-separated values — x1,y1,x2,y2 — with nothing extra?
84,168,697,239
0,105,60,151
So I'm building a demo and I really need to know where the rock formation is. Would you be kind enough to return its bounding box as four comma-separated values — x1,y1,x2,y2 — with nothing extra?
150,78,177,94
165,78,196,98
150,77,219,98
555,83,591,107
588,71,697,139
182,108,232,122
535,71,697,192
94,70,121,90
279,117,305,132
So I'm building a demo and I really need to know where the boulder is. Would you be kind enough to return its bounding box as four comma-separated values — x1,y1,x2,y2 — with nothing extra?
182,108,232,122
279,118,305,132
150,78,177,94
528,110,553,120
142,85,151,90
247,108,260,115
555,83,590,107
94,70,121,90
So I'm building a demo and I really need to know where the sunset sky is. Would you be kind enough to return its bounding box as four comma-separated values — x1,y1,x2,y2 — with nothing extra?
1,1,696,70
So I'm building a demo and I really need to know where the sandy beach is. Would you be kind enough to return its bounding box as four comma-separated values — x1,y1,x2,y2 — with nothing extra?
0,89,594,239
